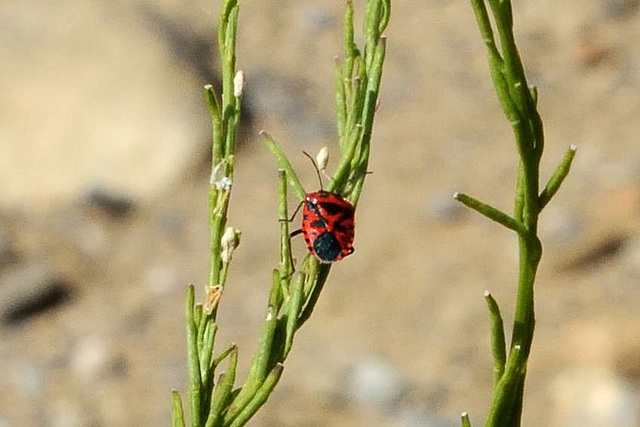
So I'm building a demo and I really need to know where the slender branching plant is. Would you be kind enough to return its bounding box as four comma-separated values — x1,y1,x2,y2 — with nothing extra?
171,0,390,426
456,0,576,425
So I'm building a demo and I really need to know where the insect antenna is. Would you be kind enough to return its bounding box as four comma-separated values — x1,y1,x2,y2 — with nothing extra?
302,150,324,191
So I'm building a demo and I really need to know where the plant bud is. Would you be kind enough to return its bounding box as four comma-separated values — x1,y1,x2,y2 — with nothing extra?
221,227,241,263
233,70,244,98
316,146,329,171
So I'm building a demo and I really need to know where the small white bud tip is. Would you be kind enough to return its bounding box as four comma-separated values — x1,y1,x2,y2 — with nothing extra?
483,290,491,297
461,412,469,417
221,227,241,263
569,145,577,152
316,146,329,171
453,192,460,200
221,227,235,246
233,70,244,97
204,84,213,91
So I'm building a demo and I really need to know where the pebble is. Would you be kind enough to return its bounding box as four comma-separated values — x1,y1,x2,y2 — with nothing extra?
86,188,136,219
50,399,87,427
145,265,180,296
602,0,639,19
425,193,465,222
539,205,584,246
344,355,406,409
559,234,628,271
72,219,108,257
0,0,205,210
71,336,127,381
0,263,73,325
0,232,17,268
621,236,640,278
394,408,459,427
296,6,336,34
10,360,44,397
248,72,334,142
551,368,640,426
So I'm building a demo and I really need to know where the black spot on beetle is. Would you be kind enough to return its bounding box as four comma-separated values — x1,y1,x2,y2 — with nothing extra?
312,232,342,263
310,220,326,229
319,202,346,216
333,223,349,233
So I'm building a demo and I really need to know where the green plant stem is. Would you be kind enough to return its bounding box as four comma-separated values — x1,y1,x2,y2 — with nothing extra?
205,85,223,165
186,285,202,427
539,145,577,209
226,364,284,427
200,321,218,387
208,0,241,291
483,291,506,386
261,131,306,201
206,347,238,427
176,1,390,426
464,0,574,424
172,390,186,427
461,412,472,427
485,345,526,425
277,170,294,300
224,305,278,424
212,344,237,369
454,193,526,235
283,273,305,358
297,262,331,327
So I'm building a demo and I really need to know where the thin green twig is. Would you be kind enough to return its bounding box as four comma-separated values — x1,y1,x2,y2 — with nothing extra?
462,0,575,424
261,131,306,201
539,145,577,209
172,390,186,427
454,193,526,235
483,291,507,386
461,412,472,427
186,285,202,427
174,2,390,426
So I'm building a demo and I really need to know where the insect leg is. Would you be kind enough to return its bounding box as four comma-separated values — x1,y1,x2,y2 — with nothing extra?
279,201,304,223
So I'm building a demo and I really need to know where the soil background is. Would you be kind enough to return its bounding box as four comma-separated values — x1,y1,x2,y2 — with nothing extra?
2,0,640,426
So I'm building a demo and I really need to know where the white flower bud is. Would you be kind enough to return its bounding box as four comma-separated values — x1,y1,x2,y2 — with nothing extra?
316,146,329,171
233,70,244,98
220,227,241,263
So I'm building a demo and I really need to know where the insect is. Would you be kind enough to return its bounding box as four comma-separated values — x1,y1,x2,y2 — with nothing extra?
289,152,356,263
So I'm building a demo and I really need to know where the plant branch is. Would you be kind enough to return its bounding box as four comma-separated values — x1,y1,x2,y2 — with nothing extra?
454,193,526,235
466,0,574,424
539,145,577,209
174,1,390,426
172,390,186,427
461,412,472,427
483,291,506,386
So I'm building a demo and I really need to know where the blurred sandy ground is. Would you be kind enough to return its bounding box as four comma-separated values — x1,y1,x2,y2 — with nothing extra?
1,0,640,425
